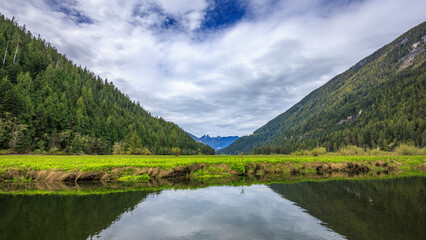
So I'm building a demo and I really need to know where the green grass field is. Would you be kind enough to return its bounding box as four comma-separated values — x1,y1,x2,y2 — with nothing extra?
0,154,424,183
0,154,424,171
0,154,424,195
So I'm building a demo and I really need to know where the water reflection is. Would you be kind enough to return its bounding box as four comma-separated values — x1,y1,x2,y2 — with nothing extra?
0,191,155,240
270,177,426,240
94,186,343,240
0,177,424,240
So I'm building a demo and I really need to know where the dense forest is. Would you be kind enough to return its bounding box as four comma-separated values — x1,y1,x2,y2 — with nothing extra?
0,14,214,155
221,21,426,154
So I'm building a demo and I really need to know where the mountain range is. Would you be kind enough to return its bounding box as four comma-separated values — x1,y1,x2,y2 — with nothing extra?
220,21,425,154
186,132,238,151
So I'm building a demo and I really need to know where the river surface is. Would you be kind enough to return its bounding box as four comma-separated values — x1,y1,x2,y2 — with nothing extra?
0,177,424,240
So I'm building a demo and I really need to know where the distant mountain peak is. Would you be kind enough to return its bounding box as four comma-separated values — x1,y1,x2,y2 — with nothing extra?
186,132,239,151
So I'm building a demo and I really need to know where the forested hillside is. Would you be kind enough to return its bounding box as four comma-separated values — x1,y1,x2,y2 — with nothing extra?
0,15,214,155
221,21,426,154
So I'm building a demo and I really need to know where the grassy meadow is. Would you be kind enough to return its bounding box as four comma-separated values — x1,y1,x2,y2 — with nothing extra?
0,154,424,195
0,154,424,181
0,154,424,171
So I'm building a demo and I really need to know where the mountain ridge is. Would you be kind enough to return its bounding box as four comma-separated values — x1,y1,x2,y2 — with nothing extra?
186,132,239,151
220,21,426,154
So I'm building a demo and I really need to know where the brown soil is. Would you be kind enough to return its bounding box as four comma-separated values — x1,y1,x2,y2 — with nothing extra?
316,162,370,174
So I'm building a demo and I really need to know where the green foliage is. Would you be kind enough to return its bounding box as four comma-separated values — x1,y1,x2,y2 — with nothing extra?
222,22,426,155
118,174,150,182
394,144,426,155
230,162,245,174
112,141,123,155
338,145,365,156
312,147,327,156
291,149,312,156
0,15,214,155
172,147,180,156
365,148,387,156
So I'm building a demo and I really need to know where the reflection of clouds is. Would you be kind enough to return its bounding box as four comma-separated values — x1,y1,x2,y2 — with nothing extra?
1,0,425,136
95,185,344,240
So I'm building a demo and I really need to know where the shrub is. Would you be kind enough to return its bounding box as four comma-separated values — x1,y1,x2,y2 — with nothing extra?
172,147,181,156
365,148,386,156
230,162,245,174
48,147,59,154
338,145,364,155
394,144,425,155
0,149,13,155
112,141,123,155
33,149,46,154
291,149,311,155
312,147,327,156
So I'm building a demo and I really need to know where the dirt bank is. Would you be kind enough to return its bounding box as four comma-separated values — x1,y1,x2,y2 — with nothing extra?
0,160,417,183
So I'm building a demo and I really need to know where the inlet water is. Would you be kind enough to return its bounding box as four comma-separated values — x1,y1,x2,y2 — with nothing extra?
0,177,424,240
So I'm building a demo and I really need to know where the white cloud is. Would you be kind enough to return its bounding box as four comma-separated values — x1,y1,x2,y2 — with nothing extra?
157,0,208,15
96,186,345,239
0,0,425,137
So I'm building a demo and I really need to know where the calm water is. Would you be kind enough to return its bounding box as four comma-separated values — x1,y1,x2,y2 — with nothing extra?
0,177,424,240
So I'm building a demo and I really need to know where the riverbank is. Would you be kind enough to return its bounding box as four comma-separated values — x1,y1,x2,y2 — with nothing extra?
1,170,425,195
0,155,424,183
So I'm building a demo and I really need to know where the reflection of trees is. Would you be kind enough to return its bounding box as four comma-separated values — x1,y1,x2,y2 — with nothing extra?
0,190,156,240
269,177,426,240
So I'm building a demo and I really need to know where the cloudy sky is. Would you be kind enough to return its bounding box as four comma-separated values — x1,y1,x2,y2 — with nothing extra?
0,0,425,137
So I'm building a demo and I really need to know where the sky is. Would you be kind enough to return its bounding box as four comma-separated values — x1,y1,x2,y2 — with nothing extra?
0,0,425,137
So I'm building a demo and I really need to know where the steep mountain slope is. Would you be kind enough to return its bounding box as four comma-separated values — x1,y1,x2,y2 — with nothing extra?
186,132,239,151
221,22,426,154
0,14,214,155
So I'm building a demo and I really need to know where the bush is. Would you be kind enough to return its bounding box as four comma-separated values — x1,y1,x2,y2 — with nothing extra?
365,148,386,156
291,149,311,155
33,149,46,154
0,149,13,155
230,162,245,174
172,147,181,156
338,145,364,156
112,141,123,155
48,147,59,154
312,147,327,156
394,144,425,155
128,147,152,155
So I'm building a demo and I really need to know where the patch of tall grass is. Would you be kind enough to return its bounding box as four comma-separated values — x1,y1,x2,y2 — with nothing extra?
291,144,425,156
394,144,426,155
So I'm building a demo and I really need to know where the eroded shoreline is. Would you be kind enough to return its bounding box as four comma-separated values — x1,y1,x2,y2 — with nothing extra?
1,156,424,183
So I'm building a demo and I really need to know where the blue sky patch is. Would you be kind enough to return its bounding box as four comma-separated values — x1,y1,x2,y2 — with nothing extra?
45,0,94,24
201,0,249,30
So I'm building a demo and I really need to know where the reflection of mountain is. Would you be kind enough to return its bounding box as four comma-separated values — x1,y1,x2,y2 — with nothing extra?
269,177,426,240
0,190,156,240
